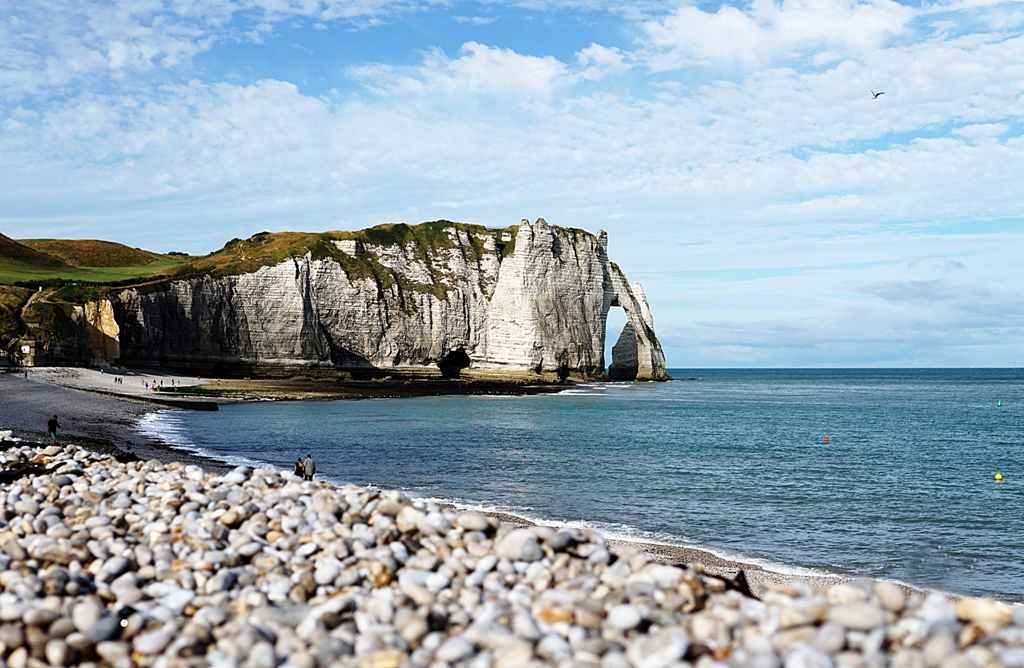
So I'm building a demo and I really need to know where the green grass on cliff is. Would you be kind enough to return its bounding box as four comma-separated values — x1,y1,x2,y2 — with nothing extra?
0,220,543,345
173,221,505,302
0,235,185,285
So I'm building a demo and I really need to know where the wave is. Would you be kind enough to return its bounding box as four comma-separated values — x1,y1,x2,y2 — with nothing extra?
403,493,846,581
136,410,269,471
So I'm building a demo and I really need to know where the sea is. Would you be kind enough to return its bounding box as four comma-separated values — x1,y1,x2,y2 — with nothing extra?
139,368,1024,600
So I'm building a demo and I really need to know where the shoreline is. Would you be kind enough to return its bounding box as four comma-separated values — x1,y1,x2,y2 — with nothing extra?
0,440,1009,668
2,366,927,600
431,504,927,600
0,368,231,473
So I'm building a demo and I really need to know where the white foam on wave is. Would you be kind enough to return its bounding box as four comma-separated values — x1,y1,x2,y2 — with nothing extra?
552,384,608,397
136,411,269,471
405,493,843,580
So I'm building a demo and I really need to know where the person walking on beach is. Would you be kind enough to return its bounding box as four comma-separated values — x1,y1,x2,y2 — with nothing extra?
293,457,304,477
303,454,316,481
46,415,61,444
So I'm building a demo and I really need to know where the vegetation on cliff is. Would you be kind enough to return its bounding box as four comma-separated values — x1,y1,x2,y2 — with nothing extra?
0,236,185,285
0,220,570,351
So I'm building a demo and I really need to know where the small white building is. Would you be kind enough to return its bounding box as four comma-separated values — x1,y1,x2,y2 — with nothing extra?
17,339,43,367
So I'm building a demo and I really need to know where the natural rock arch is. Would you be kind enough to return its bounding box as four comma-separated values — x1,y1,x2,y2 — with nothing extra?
601,251,666,381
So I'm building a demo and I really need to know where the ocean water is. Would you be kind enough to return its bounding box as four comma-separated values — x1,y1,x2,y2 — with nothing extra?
139,368,1024,599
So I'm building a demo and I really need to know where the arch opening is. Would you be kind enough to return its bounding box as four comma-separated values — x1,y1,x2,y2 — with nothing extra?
604,306,629,377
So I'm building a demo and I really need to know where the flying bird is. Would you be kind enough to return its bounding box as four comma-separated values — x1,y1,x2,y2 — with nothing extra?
871,90,885,99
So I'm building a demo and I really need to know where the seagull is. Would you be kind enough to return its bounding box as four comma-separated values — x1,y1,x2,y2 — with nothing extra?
871,90,885,99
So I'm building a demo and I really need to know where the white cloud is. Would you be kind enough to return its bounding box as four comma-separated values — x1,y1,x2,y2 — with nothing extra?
353,42,573,99
642,0,913,70
576,43,631,80
453,15,498,24
0,0,434,98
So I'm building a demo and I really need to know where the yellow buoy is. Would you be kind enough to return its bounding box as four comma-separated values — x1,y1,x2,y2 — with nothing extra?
995,473,1003,482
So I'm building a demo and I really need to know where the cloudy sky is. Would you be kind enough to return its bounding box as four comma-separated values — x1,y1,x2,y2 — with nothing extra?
1,0,1023,367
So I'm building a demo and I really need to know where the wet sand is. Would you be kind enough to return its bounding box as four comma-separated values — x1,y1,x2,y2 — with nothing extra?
1,366,913,598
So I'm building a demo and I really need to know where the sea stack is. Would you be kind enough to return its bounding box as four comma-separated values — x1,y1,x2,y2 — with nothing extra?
59,219,667,381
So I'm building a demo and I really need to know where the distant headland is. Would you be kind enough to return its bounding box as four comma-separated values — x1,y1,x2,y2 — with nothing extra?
0,219,668,384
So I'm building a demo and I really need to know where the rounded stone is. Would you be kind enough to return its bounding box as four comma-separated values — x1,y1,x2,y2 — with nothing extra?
435,636,475,663
71,602,104,633
495,529,544,563
626,630,689,668
956,597,1011,627
44,638,69,667
874,582,906,612
0,623,25,650
456,512,490,532
812,623,846,654
607,604,642,632
84,616,122,645
314,563,340,586
827,603,886,631
95,640,130,663
23,607,58,627
1002,649,1024,668
785,647,835,668
923,634,956,668
134,630,173,655
690,613,730,648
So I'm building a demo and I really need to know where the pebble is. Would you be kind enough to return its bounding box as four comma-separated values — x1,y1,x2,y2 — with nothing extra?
134,630,172,655
44,638,69,666
495,529,544,562
457,512,491,532
0,441,1015,668
956,598,1012,627
607,604,642,631
828,603,887,631
435,636,475,663
626,630,689,668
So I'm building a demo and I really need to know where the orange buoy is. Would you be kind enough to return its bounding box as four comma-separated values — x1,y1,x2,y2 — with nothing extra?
824,435,829,443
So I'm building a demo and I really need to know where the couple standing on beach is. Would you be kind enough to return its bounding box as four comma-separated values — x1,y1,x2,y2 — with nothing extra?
294,454,316,480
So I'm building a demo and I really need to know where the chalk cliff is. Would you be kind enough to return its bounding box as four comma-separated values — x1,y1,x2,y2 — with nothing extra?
82,220,667,381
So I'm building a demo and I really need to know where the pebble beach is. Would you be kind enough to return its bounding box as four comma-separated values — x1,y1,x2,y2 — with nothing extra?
1,367,1022,668
0,438,1019,668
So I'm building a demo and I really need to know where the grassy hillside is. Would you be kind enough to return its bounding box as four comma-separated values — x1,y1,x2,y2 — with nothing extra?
0,237,185,285
0,233,67,268
21,239,165,267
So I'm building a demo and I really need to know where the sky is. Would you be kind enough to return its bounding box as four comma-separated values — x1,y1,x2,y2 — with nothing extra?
1,0,1023,368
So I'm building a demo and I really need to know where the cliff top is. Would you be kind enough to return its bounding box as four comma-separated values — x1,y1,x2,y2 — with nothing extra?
0,219,602,347
0,220,599,289
0,236,185,286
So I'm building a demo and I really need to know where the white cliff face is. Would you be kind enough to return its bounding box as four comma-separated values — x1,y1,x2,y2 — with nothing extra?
101,220,668,380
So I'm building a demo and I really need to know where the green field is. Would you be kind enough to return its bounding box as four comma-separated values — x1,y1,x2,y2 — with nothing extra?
0,256,184,285
0,234,185,285
0,257,185,284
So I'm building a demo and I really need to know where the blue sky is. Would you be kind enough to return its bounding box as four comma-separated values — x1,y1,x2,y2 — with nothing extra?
2,0,1023,367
